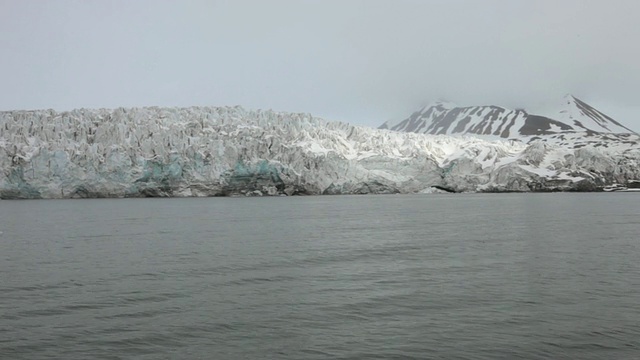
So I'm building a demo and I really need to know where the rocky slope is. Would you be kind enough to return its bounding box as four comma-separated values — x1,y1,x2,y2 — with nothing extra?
380,95,636,140
1,105,639,199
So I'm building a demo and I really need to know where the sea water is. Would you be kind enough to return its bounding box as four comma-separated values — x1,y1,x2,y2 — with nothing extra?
1,193,639,359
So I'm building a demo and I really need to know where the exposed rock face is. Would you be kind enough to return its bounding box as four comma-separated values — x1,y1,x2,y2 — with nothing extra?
380,95,637,140
1,105,639,199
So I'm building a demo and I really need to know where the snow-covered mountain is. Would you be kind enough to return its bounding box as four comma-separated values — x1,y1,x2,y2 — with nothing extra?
380,95,636,141
1,105,639,199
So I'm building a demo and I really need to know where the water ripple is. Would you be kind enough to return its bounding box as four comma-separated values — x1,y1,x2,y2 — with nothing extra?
1,195,640,359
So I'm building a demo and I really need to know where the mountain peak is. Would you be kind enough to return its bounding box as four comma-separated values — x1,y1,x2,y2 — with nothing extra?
382,95,637,138
552,96,636,134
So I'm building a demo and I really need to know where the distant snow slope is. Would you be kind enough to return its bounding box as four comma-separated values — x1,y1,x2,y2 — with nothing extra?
380,95,637,140
1,105,639,199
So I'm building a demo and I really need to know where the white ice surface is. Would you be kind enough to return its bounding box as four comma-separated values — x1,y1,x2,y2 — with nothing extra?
1,105,640,198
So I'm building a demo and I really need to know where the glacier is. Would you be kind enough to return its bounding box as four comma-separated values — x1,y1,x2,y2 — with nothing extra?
1,106,640,199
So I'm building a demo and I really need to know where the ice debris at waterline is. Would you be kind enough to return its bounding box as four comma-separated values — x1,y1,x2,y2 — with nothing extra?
1,106,640,199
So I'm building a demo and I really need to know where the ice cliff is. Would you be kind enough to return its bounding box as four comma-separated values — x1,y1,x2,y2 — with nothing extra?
1,106,639,199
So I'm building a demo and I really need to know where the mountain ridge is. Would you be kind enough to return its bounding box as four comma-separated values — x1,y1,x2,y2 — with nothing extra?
380,95,637,139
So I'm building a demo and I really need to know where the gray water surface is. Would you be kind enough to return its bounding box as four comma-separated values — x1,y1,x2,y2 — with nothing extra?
1,194,639,359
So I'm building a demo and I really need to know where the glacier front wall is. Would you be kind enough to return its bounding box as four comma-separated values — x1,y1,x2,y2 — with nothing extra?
1,106,639,199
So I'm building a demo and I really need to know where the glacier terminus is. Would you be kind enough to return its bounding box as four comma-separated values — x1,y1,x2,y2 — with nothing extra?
1,98,639,199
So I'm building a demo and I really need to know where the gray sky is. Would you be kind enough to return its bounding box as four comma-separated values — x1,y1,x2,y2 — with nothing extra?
1,0,639,130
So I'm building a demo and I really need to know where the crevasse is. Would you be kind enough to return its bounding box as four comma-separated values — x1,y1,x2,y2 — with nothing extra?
1,106,639,199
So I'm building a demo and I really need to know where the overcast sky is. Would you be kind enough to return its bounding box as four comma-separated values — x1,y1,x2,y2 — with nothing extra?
1,0,639,130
